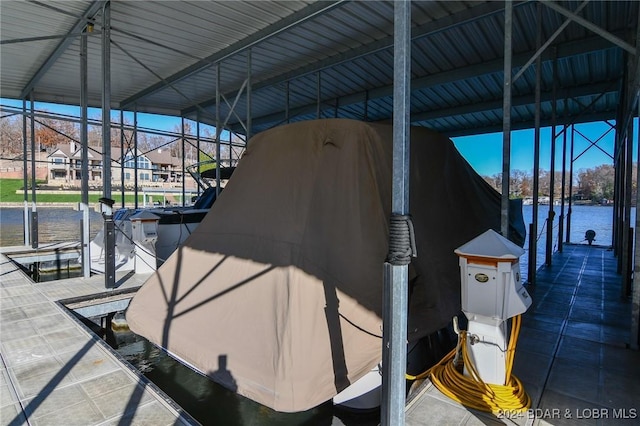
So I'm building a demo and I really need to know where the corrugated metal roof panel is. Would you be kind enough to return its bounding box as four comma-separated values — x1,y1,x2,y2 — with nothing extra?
0,0,636,139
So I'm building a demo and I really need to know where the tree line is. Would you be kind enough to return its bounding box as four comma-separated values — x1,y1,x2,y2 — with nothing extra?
481,163,636,204
1,109,631,203
0,110,243,164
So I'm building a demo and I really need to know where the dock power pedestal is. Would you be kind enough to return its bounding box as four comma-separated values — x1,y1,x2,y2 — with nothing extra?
454,229,531,385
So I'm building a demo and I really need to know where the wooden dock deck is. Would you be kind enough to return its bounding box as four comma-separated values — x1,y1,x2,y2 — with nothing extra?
1,243,638,425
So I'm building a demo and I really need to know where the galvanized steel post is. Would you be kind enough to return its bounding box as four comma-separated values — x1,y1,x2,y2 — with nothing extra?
546,51,558,266
102,1,115,289
566,125,574,243
29,93,38,249
247,48,252,142
120,110,125,208
632,99,640,350
134,107,139,209
81,26,91,278
381,1,410,425
181,117,186,206
22,99,29,246
529,1,541,284
501,0,513,238
216,64,222,195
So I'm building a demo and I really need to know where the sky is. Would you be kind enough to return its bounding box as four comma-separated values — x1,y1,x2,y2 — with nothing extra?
452,120,633,177
2,98,634,177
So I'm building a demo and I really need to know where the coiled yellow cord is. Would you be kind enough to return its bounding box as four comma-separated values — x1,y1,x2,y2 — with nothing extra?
406,315,531,414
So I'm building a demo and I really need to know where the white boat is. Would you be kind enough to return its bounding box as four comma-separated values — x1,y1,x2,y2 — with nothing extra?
89,204,211,273
89,162,234,274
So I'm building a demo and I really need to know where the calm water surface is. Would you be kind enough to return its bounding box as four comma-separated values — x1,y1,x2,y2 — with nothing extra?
0,206,103,247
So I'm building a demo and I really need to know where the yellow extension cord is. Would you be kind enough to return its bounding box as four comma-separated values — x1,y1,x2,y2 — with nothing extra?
406,315,531,414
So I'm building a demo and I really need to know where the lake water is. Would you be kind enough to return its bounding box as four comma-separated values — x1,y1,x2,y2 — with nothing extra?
519,203,621,282
0,206,104,247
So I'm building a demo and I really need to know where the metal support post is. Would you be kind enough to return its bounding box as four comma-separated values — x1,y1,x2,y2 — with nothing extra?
247,48,252,142
102,1,115,289
134,108,139,209
317,72,322,119
196,112,201,198
631,99,640,350
216,64,222,195
501,0,513,238
529,2,541,284
22,99,30,246
545,51,558,265
566,125,574,243
102,201,116,288
558,119,568,252
120,110,125,208
181,117,186,206
622,116,634,296
381,1,410,424
285,80,290,123
80,26,91,278
29,93,38,249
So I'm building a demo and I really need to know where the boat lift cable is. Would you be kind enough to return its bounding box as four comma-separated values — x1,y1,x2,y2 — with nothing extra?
536,218,548,242
406,315,531,414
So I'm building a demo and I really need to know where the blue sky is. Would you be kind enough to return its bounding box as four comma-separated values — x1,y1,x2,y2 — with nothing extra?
452,120,630,177
2,98,630,177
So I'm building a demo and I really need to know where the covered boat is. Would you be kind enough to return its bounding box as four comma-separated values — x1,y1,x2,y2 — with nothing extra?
126,118,525,412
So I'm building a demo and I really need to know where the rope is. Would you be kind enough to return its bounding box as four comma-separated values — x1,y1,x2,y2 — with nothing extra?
536,218,548,242
386,214,417,265
406,315,531,414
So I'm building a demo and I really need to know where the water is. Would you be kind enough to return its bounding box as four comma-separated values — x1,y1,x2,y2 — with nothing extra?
0,206,104,247
0,204,621,276
75,312,383,426
520,204,625,282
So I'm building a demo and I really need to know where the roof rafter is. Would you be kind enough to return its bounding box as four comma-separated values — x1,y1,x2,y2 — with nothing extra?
182,0,514,115
19,0,106,99
120,0,348,109
232,35,620,132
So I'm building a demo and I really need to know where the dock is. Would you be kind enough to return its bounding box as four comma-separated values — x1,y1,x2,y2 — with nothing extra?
406,243,640,425
0,244,194,426
1,243,639,425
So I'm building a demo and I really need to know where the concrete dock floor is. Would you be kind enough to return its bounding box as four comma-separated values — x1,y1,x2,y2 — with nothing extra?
1,243,639,425
406,243,640,425
0,243,194,426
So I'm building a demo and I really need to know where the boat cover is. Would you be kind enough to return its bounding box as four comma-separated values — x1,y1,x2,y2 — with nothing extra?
126,118,525,412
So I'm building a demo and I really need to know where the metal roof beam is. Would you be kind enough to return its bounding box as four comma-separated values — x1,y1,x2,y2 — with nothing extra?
240,35,619,131
230,78,617,133
19,0,106,99
120,0,348,109
444,111,618,138
183,0,514,115
543,1,636,54
410,81,616,122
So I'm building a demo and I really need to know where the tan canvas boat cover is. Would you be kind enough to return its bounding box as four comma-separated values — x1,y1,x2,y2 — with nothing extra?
126,118,524,412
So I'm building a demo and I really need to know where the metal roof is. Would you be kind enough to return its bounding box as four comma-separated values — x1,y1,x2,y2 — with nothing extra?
1,1,637,138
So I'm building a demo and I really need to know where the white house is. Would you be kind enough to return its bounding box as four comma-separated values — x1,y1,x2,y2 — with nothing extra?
47,142,187,188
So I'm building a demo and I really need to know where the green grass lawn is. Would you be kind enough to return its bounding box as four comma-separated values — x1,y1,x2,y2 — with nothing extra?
0,179,142,204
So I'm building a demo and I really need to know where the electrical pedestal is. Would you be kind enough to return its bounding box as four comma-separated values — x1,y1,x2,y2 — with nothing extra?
455,229,531,385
